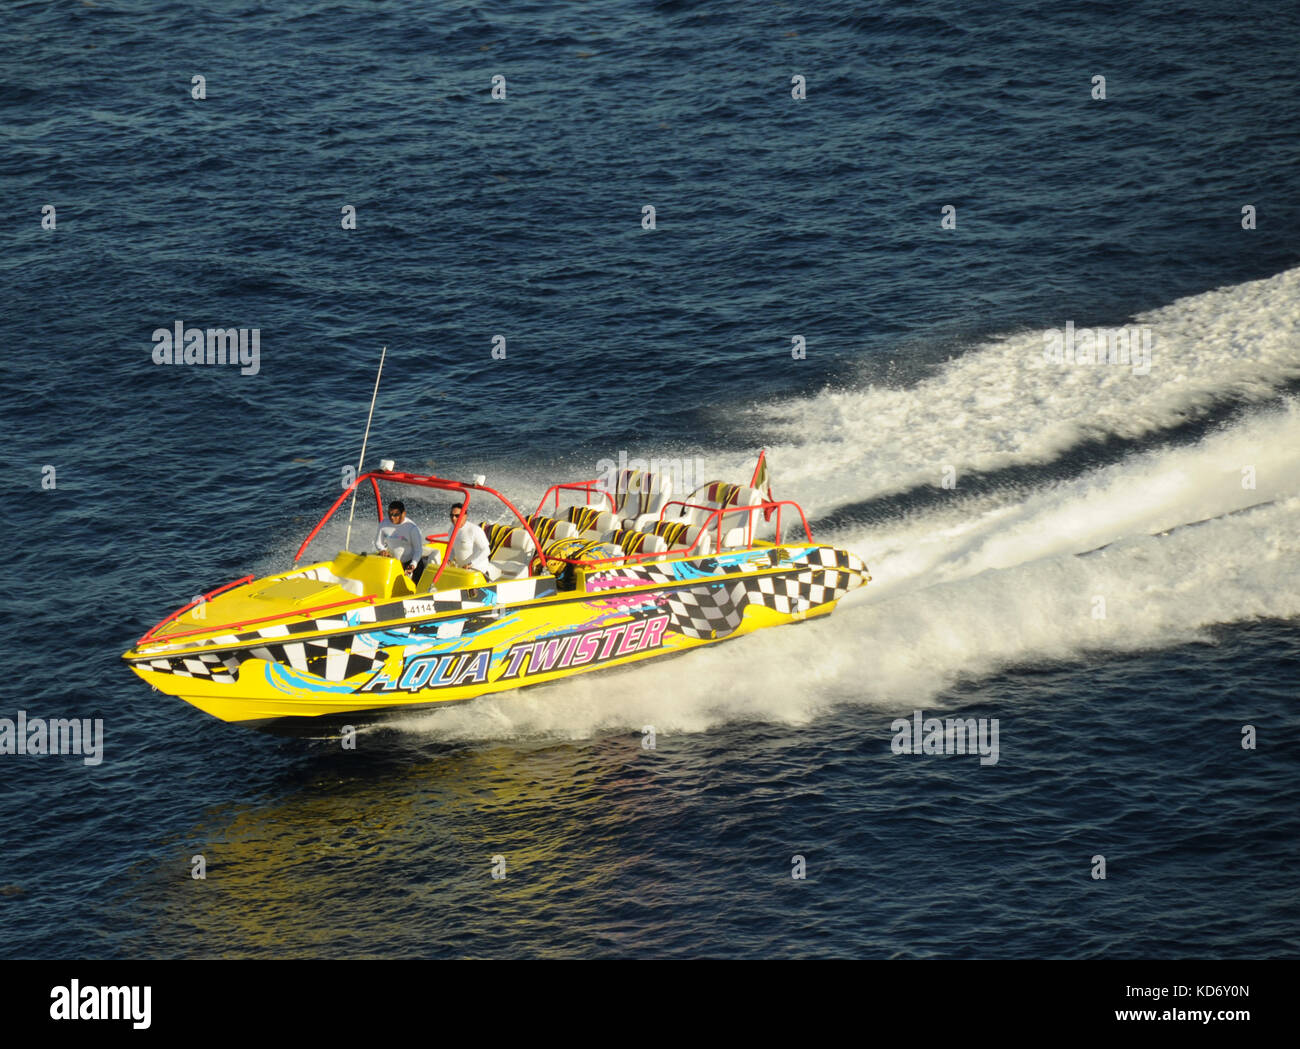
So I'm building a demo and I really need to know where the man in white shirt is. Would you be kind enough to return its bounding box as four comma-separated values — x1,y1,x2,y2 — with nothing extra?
375,500,427,576
448,502,498,579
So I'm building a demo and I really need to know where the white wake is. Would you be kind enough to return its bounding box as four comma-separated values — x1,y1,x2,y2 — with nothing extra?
372,268,1300,740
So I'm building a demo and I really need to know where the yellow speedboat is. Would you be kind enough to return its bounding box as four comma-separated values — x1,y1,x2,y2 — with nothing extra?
122,459,870,732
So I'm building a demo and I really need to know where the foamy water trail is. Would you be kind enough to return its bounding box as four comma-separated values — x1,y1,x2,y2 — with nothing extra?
852,397,1300,600
383,264,1300,742
707,266,1300,517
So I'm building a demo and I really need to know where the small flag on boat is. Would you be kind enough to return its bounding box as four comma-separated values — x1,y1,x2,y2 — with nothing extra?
751,449,775,521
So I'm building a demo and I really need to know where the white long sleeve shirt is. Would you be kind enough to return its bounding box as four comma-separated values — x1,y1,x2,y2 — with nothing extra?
450,520,493,574
374,518,425,567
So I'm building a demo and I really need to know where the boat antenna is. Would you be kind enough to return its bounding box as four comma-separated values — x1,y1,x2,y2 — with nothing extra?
344,345,387,550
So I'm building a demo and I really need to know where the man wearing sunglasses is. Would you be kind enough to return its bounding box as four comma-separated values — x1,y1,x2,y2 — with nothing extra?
447,502,497,580
375,500,427,576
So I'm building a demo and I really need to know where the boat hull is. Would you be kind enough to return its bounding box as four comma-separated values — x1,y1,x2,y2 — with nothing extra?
125,545,868,730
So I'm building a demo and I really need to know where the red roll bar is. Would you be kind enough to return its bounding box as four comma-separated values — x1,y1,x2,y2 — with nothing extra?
293,474,385,563
294,469,547,588
534,480,617,518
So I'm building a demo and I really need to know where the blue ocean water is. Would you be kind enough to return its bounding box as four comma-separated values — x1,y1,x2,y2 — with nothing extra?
1,0,1298,958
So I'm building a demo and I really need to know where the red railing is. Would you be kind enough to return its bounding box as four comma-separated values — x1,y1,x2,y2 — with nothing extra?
137,592,379,648
542,499,814,571
137,575,253,646
658,498,810,552
294,469,548,587
533,480,617,518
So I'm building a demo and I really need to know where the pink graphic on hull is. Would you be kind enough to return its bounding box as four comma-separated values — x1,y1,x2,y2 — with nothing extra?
586,592,666,614
585,575,648,592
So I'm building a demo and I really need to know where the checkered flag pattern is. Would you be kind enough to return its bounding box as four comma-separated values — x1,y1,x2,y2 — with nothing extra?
663,580,751,640
145,631,386,684
143,650,241,683
609,547,867,641
741,548,867,615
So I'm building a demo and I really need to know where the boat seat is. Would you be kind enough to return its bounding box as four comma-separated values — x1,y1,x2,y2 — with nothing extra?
327,551,416,598
419,563,488,592
675,481,764,549
482,522,537,578
413,550,444,592
647,519,713,556
526,513,579,546
562,505,620,538
606,527,668,560
611,468,674,531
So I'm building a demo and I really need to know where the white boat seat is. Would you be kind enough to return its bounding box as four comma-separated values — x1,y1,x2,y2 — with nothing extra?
611,468,674,531
647,519,713,556
676,481,764,548
606,527,669,560
526,514,579,545
482,522,537,578
563,505,619,538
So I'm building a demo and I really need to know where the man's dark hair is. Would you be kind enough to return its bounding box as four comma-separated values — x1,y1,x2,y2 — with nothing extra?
450,502,464,515
388,500,406,513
